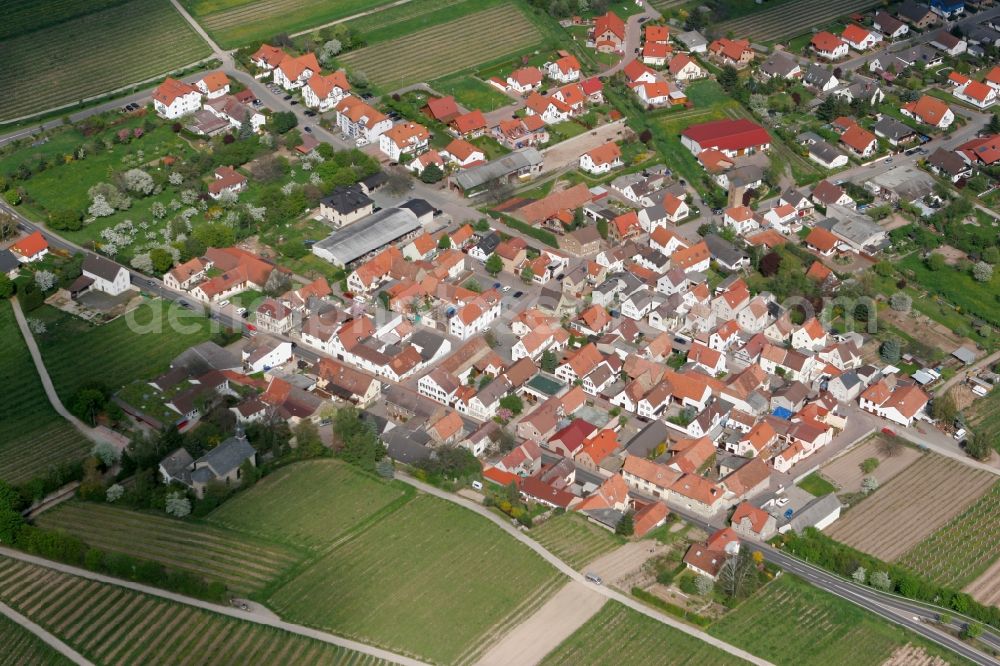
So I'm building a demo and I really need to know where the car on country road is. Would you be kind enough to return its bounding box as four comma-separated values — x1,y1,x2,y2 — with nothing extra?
881,427,896,436
585,572,603,585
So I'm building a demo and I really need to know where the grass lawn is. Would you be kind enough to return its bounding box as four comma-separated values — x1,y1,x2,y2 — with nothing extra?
710,575,964,665
269,494,562,664
899,251,1000,326
429,73,513,112
32,299,214,402
185,0,393,48
547,120,590,145
207,460,409,550
529,512,624,570
338,4,545,91
0,301,89,484
898,481,1000,589
36,502,305,596
0,599,72,665
0,0,210,122
798,473,837,497
542,600,746,665
685,80,731,109
0,556,386,665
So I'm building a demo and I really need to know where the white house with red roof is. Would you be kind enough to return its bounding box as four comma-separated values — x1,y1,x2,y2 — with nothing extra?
580,142,622,175
901,95,954,129
506,67,543,95
449,291,502,340
668,53,706,81
152,78,202,119
811,32,849,60
208,166,247,200
681,119,770,158
379,122,430,162
723,206,759,236
250,44,287,72
955,80,997,109
635,81,674,107
302,71,351,112
10,231,49,263
591,11,626,52
273,52,320,90
442,139,485,169
859,380,929,427
195,72,230,99
841,24,882,51
547,54,581,83
335,96,393,146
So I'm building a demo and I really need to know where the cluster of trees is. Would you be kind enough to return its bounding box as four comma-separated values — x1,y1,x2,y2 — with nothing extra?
332,406,385,472
782,528,1000,630
413,446,480,486
68,381,124,427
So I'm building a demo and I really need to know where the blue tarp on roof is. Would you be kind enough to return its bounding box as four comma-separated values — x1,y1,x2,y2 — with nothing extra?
772,407,793,420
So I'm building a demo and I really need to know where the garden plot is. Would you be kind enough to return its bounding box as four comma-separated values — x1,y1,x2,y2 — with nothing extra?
36,502,304,595
826,455,995,561
0,0,210,122
0,557,385,666
338,4,545,91
896,482,1000,594
819,437,922,494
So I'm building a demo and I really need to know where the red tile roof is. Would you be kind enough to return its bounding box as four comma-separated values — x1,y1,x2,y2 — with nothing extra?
682,119,770,153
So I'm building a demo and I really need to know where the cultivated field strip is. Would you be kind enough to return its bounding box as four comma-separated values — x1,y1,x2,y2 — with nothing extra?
529,514,621,570
2,0,129,40
0,557,388,666
345,0,469,36
0,0,210,121
826,455,996,562
898,481,1000,590
709,576,927,666
0,423,89,485
541,600,744,666
0,611,72,666
200,0,390,31
206,459,406,551
36,503,304,594
269,494,561,664
718,0,882,42
338,4,544,90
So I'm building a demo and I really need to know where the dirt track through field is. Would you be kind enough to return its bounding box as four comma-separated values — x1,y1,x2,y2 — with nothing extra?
827,455,995,561
475,582,606,666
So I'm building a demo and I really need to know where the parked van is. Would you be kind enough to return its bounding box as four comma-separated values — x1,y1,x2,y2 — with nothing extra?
954,428,967,441
584,572,603,585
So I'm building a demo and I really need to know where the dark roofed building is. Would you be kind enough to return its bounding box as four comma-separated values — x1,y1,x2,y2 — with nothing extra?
319,184,374,228
158,426,256,498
